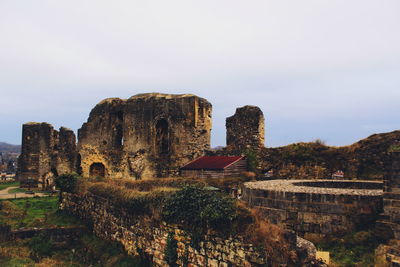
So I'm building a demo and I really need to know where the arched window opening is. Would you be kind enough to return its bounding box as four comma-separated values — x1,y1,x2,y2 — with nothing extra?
76,154,82,175
116,111,123,121
90,162,106,178
115,124,123,147
156,119,169,155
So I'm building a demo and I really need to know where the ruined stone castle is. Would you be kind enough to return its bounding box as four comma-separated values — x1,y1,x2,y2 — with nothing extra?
17,93,265,187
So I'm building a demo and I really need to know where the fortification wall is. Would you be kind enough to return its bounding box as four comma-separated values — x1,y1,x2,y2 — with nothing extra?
60,192,319,267
60,193,270,267
242,180,383,241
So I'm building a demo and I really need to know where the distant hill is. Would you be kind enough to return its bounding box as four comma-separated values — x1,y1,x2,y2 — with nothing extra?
0,142,21,153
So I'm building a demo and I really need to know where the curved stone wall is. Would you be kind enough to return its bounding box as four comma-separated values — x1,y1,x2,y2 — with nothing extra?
242,180,383,240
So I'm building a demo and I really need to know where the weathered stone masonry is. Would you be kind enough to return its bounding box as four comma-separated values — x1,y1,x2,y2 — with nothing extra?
18,93,215,183
242,179,383,241
16,93,279,185
60,192,277,267
17,122,77,188
78,93,212,179
226,105,265,152
375,152,400,265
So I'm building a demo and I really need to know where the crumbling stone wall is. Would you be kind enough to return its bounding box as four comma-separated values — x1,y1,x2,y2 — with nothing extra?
60,192,319,267
17,122,77,188
57,127,77,175
78,93,212,179
226,105,265,152
242,179,383,241
17,93,399,185
375,152,400,265
381,152,400,238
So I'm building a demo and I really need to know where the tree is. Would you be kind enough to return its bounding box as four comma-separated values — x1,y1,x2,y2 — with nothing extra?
245,149,258,173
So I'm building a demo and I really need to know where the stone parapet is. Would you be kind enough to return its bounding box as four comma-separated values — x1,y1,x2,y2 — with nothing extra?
242,180,383,240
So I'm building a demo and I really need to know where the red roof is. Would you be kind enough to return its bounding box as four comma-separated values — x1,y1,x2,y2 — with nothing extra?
181,156,244,170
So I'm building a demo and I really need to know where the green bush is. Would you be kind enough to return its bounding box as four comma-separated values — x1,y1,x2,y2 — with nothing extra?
162,186,236,233
55,173,80,193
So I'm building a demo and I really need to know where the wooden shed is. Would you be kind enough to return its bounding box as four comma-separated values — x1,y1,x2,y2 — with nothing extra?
180,156,247,179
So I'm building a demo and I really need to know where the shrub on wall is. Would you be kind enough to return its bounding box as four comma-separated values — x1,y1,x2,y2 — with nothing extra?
162,186,236,233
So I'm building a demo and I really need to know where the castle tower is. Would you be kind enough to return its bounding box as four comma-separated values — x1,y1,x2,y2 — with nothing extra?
17,122,76,188
78,93,212,179
226,105,265,152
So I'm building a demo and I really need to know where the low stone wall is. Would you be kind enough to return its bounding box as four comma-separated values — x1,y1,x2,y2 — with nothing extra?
242,180,383,240
60,192,318,267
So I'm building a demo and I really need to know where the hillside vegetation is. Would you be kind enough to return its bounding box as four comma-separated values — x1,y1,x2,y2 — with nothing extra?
261,130,400,180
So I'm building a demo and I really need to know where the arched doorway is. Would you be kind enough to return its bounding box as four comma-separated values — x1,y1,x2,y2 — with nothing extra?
156,119,169,155
90,162,106,178
43,171,56,190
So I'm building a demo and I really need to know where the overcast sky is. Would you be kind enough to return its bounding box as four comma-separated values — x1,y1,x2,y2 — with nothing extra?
1,0,399,147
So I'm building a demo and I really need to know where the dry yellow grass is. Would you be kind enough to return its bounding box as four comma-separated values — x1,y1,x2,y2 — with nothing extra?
0,243,31,258
35,258,67,267
242,208,295,264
